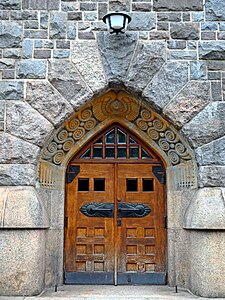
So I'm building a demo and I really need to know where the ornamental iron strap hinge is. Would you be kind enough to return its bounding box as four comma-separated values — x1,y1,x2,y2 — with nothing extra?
79,202,151,218
66,165,80,184
152,166,165,184
80,202,114,218
118,202,151,218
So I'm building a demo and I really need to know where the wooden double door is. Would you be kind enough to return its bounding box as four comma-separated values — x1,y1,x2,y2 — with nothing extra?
64,125,167,285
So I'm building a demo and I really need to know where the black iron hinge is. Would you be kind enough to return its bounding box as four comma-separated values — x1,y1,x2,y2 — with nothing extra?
163,216,167,229
152,166,166,184
66,165,80,183
65,216,68,228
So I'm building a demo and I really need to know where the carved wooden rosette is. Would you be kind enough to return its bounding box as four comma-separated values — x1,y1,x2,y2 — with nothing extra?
42,91,193,167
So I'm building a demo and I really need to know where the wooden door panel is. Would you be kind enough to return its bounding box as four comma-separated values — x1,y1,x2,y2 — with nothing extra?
65,164,115,277
117,164,166,276
65,162,166,284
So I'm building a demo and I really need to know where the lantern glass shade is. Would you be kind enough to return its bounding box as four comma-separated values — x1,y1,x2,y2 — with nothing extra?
103,12,131,34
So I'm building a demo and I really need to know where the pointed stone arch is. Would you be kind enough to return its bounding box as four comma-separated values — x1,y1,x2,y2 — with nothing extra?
39,90,197,191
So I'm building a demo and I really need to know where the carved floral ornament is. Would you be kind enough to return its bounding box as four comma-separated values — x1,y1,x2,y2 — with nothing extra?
42,91,193,166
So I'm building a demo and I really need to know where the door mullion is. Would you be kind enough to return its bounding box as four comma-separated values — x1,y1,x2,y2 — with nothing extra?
113,163,118,286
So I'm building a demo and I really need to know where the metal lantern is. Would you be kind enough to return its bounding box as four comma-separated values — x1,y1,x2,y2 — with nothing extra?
103,12,131,34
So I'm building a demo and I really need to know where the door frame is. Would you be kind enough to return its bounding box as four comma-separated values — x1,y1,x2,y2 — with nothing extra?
64,124,167,285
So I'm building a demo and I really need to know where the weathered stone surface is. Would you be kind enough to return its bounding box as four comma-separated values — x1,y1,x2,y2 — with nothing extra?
0,101,5,131
2,70,15,79
0,0,21,10
0,58,15,69
153,0,203,11
0,186,49,228
170,23,199,40
34,49,51,59
6,101,54,146
96,32,138,85
207,60,225,71
0,230,46,296
125,41,166,91
24,29,48,39
201,22,218,31
128,12,156,31
17,60,47,79
26,81,74,126
167,228,191,288
167,189,196,229
209,71,221,80
3,48,21,58
48,60,93,110
184,188,225,229
37,189,65,230
167,40,186,49
109,0,130,11
163,81,210,128
167,50,197,60
206,0,225,21
22,0,60,10
53,49,70,59
189,231,225,297
196,136,225,166
211,81,222,101
181,102,225,148
199,41,225,60
190,61,207,80
61,1,79,12
0,21,22,48
44,228,64,287
0,81,24,100
67,21,76,39
199,166,225,187
142,62,188,111
71,41,108,94
157,12,182,22
0,164,36,185
22,39,33,58
0,133,40,164
50,12,67,39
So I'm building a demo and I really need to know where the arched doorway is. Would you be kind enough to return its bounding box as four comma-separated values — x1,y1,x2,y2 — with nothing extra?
64,123,166,285
40,90,197,288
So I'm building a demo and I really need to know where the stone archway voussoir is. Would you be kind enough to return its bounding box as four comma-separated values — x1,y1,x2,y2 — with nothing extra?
48,60,94,110
71,40,108,94
163,80,211,129
26,81,75,127
142,61,189,112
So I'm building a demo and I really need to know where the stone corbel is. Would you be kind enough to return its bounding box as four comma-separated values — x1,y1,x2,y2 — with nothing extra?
0,186,49,228
183,187,225,230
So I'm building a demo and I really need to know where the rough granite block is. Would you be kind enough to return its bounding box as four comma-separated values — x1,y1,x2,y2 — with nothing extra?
0,21,22,48
206,0,225,21
153,0,203,11
17,60,47,79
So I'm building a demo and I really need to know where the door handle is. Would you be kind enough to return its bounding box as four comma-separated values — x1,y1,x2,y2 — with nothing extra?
118,203,151,218
80,203,114,218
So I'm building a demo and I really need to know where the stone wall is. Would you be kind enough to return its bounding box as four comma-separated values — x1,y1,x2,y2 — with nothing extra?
1,0,225,297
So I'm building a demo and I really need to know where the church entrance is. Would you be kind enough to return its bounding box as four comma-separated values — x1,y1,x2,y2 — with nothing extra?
64,124,167,285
